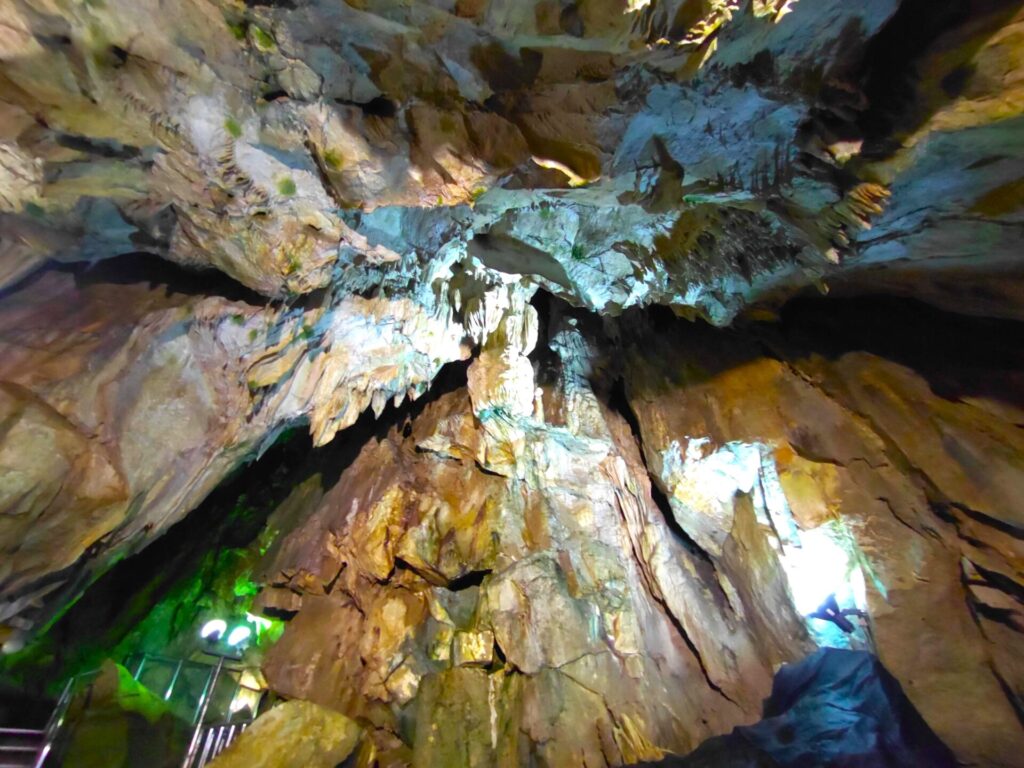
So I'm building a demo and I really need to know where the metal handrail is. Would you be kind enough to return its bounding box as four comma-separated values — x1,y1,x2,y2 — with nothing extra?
3,652,265,768
33,669,99,768
188,718,254,768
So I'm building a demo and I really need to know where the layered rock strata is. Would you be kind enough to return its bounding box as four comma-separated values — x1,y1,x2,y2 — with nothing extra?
0,0,1022,766
255,298,1024,767
2,0,1023,641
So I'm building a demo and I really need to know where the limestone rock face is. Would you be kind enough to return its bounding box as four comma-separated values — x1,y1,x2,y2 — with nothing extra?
206,700,363,768
617,304,1024,768
0,1,1023,766
0,257,507,641
258,347,810,765
251,298,1024,768
1,0,1022,629
1,0,1021,312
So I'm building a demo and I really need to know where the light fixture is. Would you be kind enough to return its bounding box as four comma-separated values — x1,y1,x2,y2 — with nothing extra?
245,612,273,632
226,626,253,647
199,619,227,642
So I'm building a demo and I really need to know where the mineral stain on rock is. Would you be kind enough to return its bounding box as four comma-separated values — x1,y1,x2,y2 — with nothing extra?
1,0,1023,766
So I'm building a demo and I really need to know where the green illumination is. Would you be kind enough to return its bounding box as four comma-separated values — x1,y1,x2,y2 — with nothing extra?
232,573,260,598
2,438,309,693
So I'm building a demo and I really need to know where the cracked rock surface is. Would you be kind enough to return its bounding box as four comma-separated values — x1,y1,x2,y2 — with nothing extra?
253,295,1024,767
1,0,1024,766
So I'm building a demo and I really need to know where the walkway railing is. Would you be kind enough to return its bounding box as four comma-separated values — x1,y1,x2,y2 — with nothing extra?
2,653,263,767
186,720,253,768
0,726,44,768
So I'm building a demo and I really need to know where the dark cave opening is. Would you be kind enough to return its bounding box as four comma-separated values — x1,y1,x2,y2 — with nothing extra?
61,253,267,306
773,293,1024,413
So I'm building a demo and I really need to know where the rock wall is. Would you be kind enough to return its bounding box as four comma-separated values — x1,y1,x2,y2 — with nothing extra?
254,296,1024,767
1,0,1023,765
618,300,1024,767
2,0,1023,637
256,303,808,766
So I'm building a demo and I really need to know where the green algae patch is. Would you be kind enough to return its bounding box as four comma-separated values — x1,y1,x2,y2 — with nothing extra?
277,177,297,196
224,117,243,139
225,19,248,41
322,148,344,169
249,25,276,53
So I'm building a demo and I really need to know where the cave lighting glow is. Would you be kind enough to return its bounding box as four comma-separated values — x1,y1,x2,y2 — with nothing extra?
199,619,227,641
245,612,273,634
668,436,870,646
781,523,867,616
226,626,253,647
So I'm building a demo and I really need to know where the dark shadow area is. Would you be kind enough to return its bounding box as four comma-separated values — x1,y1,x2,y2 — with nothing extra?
59,253,268,307
54,133,140,160
772,294,1024,411
333,96,399,119
444,569,492,592
526,288,564,384
469,233,572,292
857,0,1024,153
614,303,769,396
605,377,715,567
618,292,1024,413
243,0,297,8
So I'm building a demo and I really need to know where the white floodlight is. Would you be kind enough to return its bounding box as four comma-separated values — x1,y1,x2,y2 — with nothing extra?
199,619,227,642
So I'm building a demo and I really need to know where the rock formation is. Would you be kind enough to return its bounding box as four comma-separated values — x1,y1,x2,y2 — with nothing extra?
0,0,1023,766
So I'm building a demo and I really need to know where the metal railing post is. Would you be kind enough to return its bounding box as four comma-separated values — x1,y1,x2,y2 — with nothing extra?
181,655,224,768
164,660,184,701
33,673,82,768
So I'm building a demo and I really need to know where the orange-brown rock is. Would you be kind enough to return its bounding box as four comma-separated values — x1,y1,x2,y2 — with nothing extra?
1,1,1023,765
258,310,815,764
618,305,1024,768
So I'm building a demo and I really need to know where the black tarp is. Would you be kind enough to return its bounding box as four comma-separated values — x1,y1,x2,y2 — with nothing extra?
636,648,957,768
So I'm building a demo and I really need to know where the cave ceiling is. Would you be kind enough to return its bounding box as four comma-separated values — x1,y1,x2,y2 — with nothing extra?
1,0,1023,765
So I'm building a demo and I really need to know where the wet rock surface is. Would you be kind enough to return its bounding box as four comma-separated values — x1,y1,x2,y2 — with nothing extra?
0,0,1023,766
